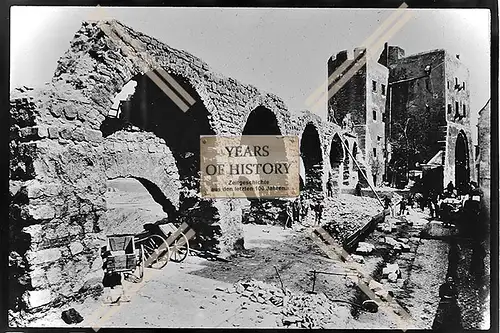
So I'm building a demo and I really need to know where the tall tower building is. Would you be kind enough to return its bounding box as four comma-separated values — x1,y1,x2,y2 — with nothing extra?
383,44,473,193
327,47,388,186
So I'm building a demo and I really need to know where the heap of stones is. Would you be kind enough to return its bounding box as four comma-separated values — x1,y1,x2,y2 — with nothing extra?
225,279,348,329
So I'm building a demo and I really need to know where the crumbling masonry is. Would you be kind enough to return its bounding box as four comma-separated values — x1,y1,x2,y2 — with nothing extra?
9,20,368,318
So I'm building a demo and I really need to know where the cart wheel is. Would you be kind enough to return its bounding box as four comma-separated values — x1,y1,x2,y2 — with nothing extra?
137,244,145,281
142,234,171,269
170,232,190,263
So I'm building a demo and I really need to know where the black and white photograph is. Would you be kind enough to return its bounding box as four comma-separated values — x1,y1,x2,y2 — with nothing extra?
8,5,494,330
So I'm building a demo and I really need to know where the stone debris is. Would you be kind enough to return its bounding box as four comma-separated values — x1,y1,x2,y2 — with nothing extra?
355,242,375,254
227,279,345,328
350,254,365,264
321,195,381,243
381,237,411,253
61,308,83,324
382,263,401,277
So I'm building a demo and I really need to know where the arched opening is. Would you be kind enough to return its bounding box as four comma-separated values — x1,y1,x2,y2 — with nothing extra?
102,177,176,235
99,68,223,252
242,106,282,135
301,123,323,197
455,131,470,194
343,140,350,184
100,68,215,188
240,106,288,226
329,134,343,190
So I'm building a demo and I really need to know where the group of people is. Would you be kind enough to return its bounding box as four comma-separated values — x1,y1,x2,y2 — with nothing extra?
397,180,481,222
285,197,324,228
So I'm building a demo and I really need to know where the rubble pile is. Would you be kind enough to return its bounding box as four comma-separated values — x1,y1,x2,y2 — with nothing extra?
242,200,287,225
224,279,347,328
321,195,382,243
225,279,286,306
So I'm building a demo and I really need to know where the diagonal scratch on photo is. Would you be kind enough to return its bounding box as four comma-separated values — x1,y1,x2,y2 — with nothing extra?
8,5,491,330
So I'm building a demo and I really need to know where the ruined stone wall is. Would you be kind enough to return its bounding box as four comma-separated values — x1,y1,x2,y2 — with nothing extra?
9,19,357,319
327,50,367,126
9,87,182,316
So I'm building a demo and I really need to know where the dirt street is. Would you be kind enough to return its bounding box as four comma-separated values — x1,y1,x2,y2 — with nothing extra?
22,182,450,329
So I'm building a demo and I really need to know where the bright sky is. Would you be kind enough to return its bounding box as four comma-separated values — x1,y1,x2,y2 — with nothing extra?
10,7,490,139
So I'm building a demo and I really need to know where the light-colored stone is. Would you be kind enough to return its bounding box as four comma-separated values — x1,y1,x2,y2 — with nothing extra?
382,263,400,277
388,272,398,283
69,242,84,255
29,267,47,289
384,237,398,247
46,266,63,285
27,248,62,265
356,242,374,254
350,254,365,263
28,204,56,220
23,289,52,309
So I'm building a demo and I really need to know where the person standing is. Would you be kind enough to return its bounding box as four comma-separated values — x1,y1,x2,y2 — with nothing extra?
315,201,323,225
355,182,362,197
399,197,407,216
326,178,333,197
285,202,293,229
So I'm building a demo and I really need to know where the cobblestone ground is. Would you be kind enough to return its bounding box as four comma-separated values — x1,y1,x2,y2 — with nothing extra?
454,239,490,329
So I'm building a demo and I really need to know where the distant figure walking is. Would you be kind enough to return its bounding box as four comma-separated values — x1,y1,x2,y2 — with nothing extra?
293,198,301,224
314,201,323,225
446,181,455,198
326,178,333,197
399,197,407,216
355,182,362,197
383,196,391,210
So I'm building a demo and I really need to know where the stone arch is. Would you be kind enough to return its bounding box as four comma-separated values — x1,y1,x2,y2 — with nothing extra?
242,106,282,135
101,69,215,185
455,130,470,194
102,176,177,235
329,134,343,190
300,122,324,197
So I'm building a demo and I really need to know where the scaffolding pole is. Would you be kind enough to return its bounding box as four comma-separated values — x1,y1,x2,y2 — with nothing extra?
339,136,389,214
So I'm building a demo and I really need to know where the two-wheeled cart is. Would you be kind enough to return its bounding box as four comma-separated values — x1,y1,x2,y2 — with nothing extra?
134,222,190,269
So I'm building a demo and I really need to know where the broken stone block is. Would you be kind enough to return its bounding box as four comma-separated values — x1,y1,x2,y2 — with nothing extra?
388,272,398,283
350,254,364,264
69,242,84,255
27,248,62,265
384,237,398,247
283,315,301,325
401,243,411,252
61,308,84,324
23,289,52,309
356,242,374,254
397,238,409,244
382,263,400,277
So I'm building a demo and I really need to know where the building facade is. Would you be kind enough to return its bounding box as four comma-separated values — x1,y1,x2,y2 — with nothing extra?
327,48,388,187
381,44,473,192
476,99,491,223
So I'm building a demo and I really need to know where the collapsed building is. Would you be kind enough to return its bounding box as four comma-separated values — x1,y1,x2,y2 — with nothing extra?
9,20,372,319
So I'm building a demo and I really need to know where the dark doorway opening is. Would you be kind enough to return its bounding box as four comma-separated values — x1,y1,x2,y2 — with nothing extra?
455,131,470,194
